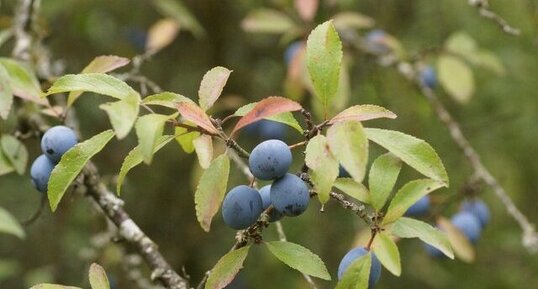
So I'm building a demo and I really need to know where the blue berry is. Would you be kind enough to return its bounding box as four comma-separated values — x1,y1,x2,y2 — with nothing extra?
222,185,263,230
249,140,292,180
461,199,490,228
270,173,309,217
451,211,482,244
30,154,56,193
420,66,437,88
41,126,78,163
405,195,430,216
258,185,283,222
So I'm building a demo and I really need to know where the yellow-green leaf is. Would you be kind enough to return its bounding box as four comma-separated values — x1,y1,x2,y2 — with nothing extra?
305,135,339,204
142,92,194,109
99,95,140,139
390,217,454,259
135,113,175,164
195,154,230,232
437,54,474,104
365,128,449,185
1,134,28,175
265,241,331,280
0,148,15,176
329,104,397,124
89,263,109,289
327,121,368,183
29,285,82,289
193,134,213,169
175,126,199,154
368,153,402,211
205,246,250,289
306,20,343,118
199,66,232,111
0,206,25,239
116,135,175,195
241,9,296,34
0,64,13,119
383,179,445,224
372,232,401,276
0,58,46,105
48,130,115,211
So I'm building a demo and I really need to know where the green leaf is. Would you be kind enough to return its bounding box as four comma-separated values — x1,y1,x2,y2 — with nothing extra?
153,0,205,38
205,246,250,289
333,178,370,204
89,263,109,289
0,64,13,119
1,135,28,175
0,58,46,105
368,153,402,211
437,216,475,263
234,103,302,133
0,207,25,239
390,217,454,259
265,241,331,280
305,135,339,204
116,135,175,195
241,9,296,34
29,284,82,289
372,232,401,276
143,92,194,108
67,55,130,107
383,179,445,224
193,134,213,169
306,20,343,118
335,253,370,289
45,73,139,101
195,154,230,232
0,149,15,176
175,126,199,153
199,66,232,111
437,54,474,104
327,121,368,183
99,95,140,139
365,128,449,185
135,113,176,164
48,130,115,211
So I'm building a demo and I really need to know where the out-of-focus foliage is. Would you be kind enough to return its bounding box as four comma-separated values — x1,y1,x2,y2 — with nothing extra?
1,0,537,288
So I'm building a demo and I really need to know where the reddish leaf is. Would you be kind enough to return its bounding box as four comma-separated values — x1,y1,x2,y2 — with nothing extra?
176,102,219,135
329,104,397,124
295,0,318,22
231,96,302,135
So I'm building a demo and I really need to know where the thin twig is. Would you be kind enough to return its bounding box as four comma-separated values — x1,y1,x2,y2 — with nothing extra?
420,85,538,252
469,0,520,36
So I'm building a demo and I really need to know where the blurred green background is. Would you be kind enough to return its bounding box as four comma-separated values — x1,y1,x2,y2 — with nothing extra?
1,0,537,288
